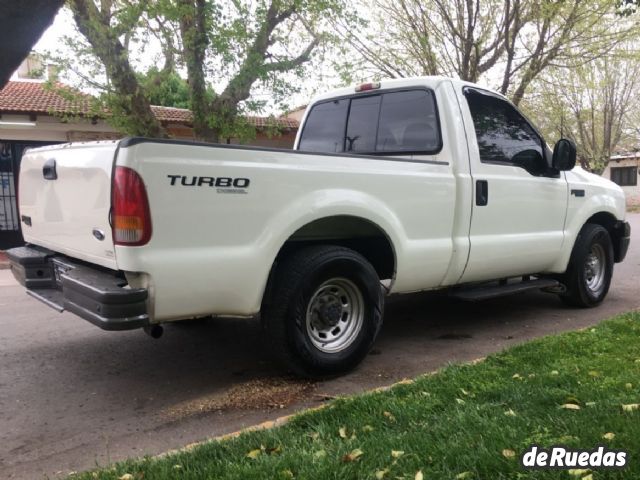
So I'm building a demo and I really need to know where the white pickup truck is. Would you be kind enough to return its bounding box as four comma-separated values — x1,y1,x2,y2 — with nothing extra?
7,77,631,376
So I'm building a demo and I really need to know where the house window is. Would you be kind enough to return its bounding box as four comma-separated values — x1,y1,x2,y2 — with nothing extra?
610,166,638,186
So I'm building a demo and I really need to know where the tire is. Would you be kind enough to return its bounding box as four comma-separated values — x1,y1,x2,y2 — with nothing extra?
559,223,614,308
262,245,384,377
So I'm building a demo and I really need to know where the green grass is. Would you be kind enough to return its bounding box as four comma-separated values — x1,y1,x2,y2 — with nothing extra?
74,311,640,480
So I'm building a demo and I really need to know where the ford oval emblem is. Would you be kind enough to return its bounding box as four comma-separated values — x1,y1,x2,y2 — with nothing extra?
92,228,105,241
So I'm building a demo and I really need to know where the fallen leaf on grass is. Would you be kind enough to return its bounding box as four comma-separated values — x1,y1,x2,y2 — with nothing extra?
551,370,559,375
626,383,633,389
281,469,294,479
561,403,581,410
172,465,182,470
246,448,262,459
118,475,133,480
342,448,364,462
603,432,615,440
622,403,640,412
391,450,404,458
512,373,522,380
339,427,348,438
375,469,389,479
313,449,326,459
383,411,397,422
455,472,473,479
267,446,282,455
504,409,517,417
456,398,466,405
415,471,424,480
502,449,516,458
568,469,591,476
582,475,593,480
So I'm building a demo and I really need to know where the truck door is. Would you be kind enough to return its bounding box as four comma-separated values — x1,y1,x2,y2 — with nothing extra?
458,87,568,283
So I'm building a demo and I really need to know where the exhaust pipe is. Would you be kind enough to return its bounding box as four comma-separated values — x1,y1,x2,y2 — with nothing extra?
143,325,163,339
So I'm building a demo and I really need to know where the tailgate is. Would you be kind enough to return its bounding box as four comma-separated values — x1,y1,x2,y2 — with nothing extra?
18,141,118,269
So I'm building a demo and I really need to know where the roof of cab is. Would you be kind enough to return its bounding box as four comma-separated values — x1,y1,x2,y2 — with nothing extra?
310,76,447,103
309,76,504,106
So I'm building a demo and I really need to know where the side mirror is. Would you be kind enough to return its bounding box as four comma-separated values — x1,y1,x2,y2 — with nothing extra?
552,139,577,171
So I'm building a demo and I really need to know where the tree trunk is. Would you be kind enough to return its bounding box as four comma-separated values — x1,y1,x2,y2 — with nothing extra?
69,0,166,138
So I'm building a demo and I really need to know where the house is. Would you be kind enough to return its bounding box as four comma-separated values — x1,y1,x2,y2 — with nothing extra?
602,153,640,208
283,104,308,123
0,74,299,250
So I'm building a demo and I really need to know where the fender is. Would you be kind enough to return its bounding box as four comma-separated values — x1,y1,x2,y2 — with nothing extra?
251,189,404,308
549,192,623,273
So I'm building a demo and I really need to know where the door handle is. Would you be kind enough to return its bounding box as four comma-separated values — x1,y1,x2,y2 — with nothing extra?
476,180,488,206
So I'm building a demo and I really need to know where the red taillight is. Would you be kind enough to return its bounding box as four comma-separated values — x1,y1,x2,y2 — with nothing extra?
112,166,152,246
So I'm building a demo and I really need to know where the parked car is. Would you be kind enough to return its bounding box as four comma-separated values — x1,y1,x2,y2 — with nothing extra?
7,77,631,376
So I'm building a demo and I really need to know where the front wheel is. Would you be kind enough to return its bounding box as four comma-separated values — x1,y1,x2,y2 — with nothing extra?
262,245,384,377
559,224,614,308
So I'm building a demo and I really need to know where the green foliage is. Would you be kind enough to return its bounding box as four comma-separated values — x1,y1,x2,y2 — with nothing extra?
52,0,357,142
69,311,640,479
136,68,193,109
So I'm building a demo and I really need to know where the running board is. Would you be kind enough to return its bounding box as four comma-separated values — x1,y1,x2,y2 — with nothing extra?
450,278,561,302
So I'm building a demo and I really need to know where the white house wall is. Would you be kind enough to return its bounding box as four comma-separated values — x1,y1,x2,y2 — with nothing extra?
0,113,120,142
602,157,640,207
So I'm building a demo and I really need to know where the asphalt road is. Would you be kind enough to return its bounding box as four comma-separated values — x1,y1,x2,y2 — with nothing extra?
1,213,639,479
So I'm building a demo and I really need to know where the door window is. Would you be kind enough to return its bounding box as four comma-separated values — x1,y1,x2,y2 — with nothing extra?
465,89,547,175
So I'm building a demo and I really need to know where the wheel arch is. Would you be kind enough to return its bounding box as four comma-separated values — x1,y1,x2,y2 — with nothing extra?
551,206,622,273
584,211,625,262
262,215,398,309
275,214,397,280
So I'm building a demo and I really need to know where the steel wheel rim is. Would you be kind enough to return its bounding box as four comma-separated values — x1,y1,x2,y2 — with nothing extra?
305,277,364,354
584,243,606,295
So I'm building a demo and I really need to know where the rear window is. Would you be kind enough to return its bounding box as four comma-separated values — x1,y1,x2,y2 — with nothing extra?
298,89,441,155
297,99,349,153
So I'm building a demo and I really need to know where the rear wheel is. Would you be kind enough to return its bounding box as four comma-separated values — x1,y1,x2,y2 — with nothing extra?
262,245,384,377
560,224,614,308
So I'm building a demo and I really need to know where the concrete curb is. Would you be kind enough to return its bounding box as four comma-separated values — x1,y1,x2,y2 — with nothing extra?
156,357,487,460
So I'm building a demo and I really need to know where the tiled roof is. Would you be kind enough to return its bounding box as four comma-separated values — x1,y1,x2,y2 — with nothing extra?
0,80,93,115
0,81,299,129
151,105,299,129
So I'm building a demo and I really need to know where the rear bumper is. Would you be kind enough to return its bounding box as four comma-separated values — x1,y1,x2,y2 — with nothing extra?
613,221,631,263
7,245,149,331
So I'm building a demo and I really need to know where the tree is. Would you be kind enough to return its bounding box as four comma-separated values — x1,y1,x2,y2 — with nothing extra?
62,0,349,142
338,0,637,106
521,47,640,173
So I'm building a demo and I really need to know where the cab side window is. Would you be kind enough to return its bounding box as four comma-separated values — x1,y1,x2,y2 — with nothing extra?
465,89,547,176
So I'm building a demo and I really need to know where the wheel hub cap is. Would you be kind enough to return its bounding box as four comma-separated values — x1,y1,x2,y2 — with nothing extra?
306,278,364,354
584,243,606,295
